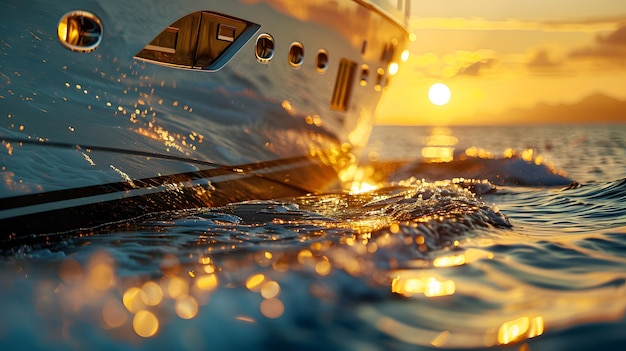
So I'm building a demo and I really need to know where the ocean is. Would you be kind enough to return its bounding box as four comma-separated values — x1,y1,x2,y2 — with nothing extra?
1,124,625,351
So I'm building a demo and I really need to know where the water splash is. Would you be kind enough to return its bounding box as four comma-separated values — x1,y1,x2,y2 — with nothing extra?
1,178,625,350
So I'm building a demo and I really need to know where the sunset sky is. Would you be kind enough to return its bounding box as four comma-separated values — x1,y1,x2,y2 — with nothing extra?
376,0,626,125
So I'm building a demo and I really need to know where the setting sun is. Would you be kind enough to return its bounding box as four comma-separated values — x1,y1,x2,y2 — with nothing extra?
428,83,451,106
375,1,626,125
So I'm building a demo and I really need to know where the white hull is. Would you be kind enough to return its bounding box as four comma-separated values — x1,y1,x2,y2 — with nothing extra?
0,0,410,237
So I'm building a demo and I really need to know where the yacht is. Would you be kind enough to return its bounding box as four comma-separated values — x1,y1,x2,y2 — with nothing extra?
0,0,412,239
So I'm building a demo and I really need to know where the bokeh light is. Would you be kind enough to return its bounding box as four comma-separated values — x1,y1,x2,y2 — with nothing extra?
133,310,159,338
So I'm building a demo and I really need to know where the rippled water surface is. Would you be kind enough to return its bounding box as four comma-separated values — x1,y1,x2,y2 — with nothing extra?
1,125,625,351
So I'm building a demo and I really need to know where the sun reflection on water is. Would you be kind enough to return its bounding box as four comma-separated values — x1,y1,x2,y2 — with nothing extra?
391,274,456,297
44,208,470,339
8,179,624,348
421,127,458,163
498,316,545,345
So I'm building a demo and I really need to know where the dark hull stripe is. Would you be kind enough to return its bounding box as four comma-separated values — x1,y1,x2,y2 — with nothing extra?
1,156,338,241
1,171,308,244
0,155,313,211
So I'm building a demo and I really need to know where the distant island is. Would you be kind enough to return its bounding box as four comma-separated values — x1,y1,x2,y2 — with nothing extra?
457,93,626,125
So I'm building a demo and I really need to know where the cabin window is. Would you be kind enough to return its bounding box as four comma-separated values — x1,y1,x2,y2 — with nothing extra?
316,50,329,73
288,42,304,68
360,64,369,86
255,34,274,63
57,11,103,53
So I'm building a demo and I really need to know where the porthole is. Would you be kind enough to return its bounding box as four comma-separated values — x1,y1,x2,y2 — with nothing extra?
57,11,103,53
315,49,329,73
255,34,274,63
375,69,384,91
381,42,395,63
288,42,304,68
359,64,369,86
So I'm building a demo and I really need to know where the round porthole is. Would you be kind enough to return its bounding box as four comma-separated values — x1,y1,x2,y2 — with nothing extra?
288,42,304,68
57,11,103,53
360,64,369,86
255,34,275,63
375,69,385,91
315,49,329,73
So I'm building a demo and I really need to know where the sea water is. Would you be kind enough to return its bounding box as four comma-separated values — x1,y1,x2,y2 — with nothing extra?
1,124,625,351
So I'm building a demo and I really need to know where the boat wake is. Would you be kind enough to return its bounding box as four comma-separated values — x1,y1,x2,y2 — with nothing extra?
1,156,625,350
377,153,574,187
1,177,625,350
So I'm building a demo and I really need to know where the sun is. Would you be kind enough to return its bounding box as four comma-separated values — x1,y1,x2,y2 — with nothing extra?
428,83,451,106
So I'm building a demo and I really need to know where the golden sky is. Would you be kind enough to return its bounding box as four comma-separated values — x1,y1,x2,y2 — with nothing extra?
376,0,626,125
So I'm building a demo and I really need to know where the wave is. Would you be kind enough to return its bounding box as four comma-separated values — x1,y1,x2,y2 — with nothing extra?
1,172,624,350
493,178,626,233
127,179,512,257
381,154,574,187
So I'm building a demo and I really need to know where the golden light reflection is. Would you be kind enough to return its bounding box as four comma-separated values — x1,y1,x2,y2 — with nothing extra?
304,114,323,126
33,192,623,349
4,141,13,156
388,62,399,76
529,316,545,338
315,259,332,276
350,181,378,194
498,316,544,345
245,273,266,292
281,100,295,115
236,315,256,323
503,148,515,159
433,254,466,268
195,274,219,292
422,127,458,163
340,163,382,194
133,310,159,338
57,19,68,43
391,275,456,297
58,253,225,338
102,298,128,328
260,298,284,319
141,281,163,306
401,49,410,62
59,258,84,284
522,149,534,163
166,276,189,299
502,147,566,177
123,287,147,314
260,280,281,299
87,252,116,291
421,147,454,163
464,146,494,159
431,330,451,347
175,295,199,320
297,249,314,265
1,170,41,193
132,126,186,154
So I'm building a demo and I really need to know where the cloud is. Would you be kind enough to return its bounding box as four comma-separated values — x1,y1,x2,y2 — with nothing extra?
570,45,626,59
527,50,562,69
407,19,626,80
568,26,626,64
457,59,495,76
406,50,499,79
598,26,626,45
410,16,624,32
